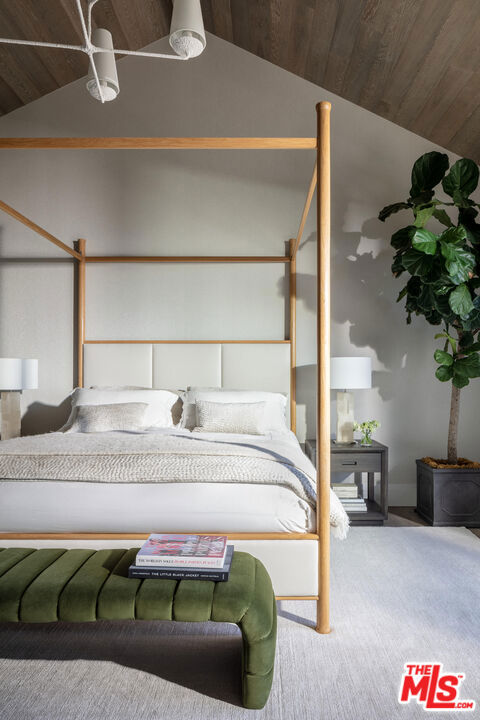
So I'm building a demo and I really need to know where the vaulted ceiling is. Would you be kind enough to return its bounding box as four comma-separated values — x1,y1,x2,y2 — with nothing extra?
0,1,479,161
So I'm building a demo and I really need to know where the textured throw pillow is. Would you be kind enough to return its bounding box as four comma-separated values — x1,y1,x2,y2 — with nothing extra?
181,388,288,433
65,402,148,433
61,388,179,431
194,400,267,434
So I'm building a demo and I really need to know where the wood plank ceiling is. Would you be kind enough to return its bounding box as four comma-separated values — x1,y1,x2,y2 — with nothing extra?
0,1,478,161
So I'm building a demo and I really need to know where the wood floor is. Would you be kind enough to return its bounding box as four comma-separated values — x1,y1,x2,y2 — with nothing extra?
388,507,480,539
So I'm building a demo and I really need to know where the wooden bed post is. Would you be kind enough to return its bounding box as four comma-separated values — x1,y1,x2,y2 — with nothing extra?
75,238,86,388
316,101,331,634
289,239,296,434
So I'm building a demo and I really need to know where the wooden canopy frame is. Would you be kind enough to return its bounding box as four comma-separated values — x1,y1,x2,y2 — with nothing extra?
0,102,331,633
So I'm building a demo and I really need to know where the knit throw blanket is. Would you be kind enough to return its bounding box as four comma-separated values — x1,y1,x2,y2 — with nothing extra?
0,430,349,539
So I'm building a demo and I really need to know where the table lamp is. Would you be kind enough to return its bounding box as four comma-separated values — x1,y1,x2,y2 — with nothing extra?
0,358,38,440
331,357,372,444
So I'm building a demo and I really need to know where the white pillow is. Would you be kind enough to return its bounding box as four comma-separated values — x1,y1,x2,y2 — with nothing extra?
61,387,179,430
194,400,267,434
181,388,288,433
65,402,148,433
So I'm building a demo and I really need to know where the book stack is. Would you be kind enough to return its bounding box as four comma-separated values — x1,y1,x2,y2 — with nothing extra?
128,534,234,582
339,498,367,513
332,483,367,513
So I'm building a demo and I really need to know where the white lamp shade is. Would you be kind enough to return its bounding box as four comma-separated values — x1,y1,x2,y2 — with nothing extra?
169,0,206,58
0,358,38,390
330,357,371,390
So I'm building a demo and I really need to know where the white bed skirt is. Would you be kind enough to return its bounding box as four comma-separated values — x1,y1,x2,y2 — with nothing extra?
0,537,319,597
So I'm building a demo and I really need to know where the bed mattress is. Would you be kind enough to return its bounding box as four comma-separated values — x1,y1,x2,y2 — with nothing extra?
0,480,314,533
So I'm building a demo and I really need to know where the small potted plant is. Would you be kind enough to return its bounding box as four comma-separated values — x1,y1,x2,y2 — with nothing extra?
379,151,480,526
353,420,380,447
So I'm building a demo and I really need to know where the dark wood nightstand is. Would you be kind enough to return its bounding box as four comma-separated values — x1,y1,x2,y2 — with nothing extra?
305,439,388,526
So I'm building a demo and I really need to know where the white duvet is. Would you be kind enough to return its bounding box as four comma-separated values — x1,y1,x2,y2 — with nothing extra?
0,428,349,538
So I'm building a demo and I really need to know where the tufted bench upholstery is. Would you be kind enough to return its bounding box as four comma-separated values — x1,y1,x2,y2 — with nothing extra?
0,547,276,709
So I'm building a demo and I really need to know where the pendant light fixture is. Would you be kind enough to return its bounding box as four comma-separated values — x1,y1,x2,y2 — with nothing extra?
169,0,207,58
86,29,119,102
0,0,206,104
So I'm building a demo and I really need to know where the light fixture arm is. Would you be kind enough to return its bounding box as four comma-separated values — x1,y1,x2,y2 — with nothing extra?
74,0,105,103
0,36,190,61
87,0,100,42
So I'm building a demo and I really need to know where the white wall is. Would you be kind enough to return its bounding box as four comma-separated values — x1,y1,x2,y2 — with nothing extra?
0,33,478,504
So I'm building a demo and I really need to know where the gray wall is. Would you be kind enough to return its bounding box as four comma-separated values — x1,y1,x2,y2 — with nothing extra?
0,33,478,503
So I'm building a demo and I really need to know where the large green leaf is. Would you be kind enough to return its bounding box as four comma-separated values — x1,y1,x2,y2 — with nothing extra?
401,249,435,277
440,242,476,284
433,208,453,227
412,228,438,254
448,283,474,318
391,253,405,277
417,284,435,311
378,201,411,222
440,226,467,245
435,365,453,382
414,204,436,228
453,352,480,380
433,294,456,323
410,152,449,200
391,226,415,251
452,373,470,388
442,158,479,204
458,207,480,244
425,309,443,325
431,275,454,295
406,275,422,297
434,349,453,366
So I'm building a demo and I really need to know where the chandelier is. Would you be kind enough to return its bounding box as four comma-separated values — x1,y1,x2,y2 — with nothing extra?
0,0,206,103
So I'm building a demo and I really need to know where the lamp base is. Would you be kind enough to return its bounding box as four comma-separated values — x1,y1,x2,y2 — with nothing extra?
0,391,21,440
336,391,354,444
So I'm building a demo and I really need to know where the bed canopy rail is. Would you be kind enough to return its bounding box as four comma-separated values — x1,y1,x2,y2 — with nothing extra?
0,137,316,150
0,102,331,633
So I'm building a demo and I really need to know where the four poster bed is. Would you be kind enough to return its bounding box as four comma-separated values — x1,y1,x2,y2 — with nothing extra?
0,102,335,633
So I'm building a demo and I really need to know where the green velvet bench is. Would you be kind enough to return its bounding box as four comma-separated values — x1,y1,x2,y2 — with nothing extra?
0,547,276,710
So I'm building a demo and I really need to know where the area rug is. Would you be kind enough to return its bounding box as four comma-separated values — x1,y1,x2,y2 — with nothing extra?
0,527,478,719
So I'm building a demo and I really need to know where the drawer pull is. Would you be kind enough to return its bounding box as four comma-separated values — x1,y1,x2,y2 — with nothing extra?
341,461,357,466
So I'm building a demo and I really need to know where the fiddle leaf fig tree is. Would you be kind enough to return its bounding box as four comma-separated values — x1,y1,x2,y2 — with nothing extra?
379,152,480,464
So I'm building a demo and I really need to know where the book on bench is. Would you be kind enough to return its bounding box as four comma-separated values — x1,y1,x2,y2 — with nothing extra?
129,546,234,582
136,533,228,568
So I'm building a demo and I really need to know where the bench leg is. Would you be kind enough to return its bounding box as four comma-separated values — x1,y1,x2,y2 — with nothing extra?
239,596,277,709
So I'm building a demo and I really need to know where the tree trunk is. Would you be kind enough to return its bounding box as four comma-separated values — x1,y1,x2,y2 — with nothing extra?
447,383,461,464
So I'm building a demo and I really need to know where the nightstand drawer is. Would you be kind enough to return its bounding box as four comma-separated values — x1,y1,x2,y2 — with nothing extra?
331,452,381,473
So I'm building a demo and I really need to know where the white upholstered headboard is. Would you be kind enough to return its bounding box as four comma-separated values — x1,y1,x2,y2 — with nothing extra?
83,342,291,424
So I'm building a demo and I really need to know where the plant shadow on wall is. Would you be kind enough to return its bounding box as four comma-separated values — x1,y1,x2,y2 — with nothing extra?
276,223,418,411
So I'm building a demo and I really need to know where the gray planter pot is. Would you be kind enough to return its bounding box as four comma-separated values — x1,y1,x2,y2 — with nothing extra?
416,459,480,526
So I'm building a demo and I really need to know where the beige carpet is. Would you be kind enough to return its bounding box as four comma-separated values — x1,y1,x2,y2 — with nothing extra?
0,527,479,719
